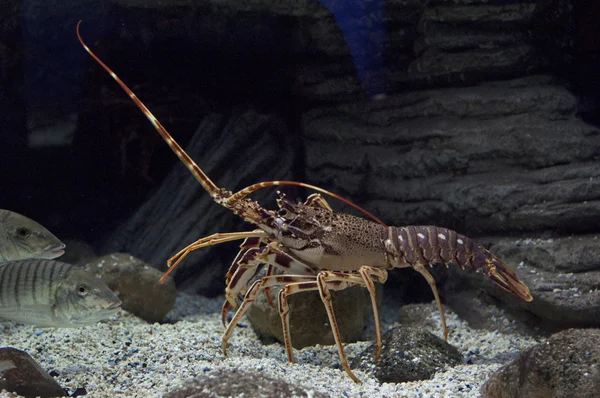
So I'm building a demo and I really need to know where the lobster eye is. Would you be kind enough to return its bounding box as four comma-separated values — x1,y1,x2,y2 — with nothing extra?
277,208,290,218
16,227,31,238
77,284,89,296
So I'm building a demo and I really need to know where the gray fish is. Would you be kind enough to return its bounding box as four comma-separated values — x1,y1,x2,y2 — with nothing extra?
0,259,121,327
0,209,66,262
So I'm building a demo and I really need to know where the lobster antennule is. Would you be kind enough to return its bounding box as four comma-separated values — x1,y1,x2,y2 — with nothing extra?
76,20,222,199
227,180,387,226
483,256,533,302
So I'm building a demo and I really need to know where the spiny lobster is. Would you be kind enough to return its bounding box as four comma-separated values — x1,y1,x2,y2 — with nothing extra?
77,21,533,383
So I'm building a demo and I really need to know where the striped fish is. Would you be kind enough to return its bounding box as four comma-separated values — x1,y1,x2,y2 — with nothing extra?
0,209,65,263
0,259,121,327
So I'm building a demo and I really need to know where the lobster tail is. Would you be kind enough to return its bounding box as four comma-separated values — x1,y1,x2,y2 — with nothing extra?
478,251,533,302
387,226,533,302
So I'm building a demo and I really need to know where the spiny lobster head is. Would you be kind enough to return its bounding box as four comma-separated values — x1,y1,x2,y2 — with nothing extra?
271,191,334,250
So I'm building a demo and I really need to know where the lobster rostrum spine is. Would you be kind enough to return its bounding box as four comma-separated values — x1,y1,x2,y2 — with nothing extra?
77,21,532,384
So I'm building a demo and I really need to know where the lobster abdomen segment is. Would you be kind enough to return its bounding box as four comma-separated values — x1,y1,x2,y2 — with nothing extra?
387,226,532,302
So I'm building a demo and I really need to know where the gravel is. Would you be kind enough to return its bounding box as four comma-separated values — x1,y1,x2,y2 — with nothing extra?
0,292,540,397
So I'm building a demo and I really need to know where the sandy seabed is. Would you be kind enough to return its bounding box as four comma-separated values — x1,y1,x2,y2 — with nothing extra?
0,292,539,397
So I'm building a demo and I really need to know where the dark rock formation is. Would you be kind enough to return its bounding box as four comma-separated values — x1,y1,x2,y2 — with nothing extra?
0,347,66,397
481,328,600,398
165,368,328,398
352,325,463,383
303,75,599,236
457,236,600,327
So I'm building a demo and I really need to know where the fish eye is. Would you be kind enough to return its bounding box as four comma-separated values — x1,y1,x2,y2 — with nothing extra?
16,227,31,238
77,284,89,296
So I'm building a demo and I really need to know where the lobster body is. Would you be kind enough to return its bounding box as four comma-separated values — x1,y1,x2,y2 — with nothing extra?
76,21,532,383
275,196,531,301
273,197,389,272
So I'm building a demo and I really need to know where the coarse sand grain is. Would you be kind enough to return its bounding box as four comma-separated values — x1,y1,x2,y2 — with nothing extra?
0,292,540,397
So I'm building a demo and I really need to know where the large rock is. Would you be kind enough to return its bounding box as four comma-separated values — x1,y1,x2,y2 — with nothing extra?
83,253,177,323
352,326,463,383
481,328,600,398
246,285,372,349
303,76,600,236
165,368,327,398
0,347,66,397
458,236,600,327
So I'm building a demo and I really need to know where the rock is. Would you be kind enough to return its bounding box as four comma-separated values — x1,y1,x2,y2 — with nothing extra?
164,368,327,398
82,253,176,323
246,284,372,349
458,240,600,327
352,326,462,383
480,328,600,398
397,302,438,330
0,347,66,397
421,2,537,26
444,290,535,334
409,45,539,86
102,107,295,296
408,1,565,86
303,76,600,237
489,235,600,273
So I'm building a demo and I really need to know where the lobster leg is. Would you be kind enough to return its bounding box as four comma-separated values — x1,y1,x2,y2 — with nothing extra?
315,268,387,383
413,263,448,340
276,270,387,365
221,192,355,316
221,243,316,327
358,266,388,359
222,274,318,356
262,263,276,308
159,230,267,283
223,264,387,383
223,234,265,287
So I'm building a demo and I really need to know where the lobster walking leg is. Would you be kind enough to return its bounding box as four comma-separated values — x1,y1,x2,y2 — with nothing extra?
358,266,388,359
222,243,316,320
314,269,387,382
413,263,448,340
159,230,267,283
223,264,387,383
221,242,316,326
223,234,265,288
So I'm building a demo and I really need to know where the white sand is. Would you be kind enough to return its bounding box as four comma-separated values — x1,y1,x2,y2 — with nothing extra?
0,293,540,397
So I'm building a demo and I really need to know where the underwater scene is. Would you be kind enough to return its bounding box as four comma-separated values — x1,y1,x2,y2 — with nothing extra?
1,0,599,397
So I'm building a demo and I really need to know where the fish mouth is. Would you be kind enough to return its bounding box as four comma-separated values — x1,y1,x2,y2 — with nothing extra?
43,243,66,259
106,299,122,311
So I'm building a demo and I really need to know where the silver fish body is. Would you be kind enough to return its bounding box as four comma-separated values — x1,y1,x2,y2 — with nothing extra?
0,209,66,262
0,259,121,327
